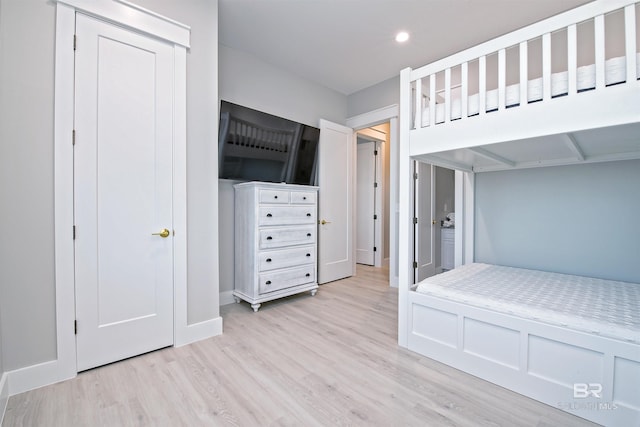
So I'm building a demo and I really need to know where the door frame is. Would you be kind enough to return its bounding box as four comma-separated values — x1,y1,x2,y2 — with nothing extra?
346,105,398,286
48,0,190,389
356,131,385,268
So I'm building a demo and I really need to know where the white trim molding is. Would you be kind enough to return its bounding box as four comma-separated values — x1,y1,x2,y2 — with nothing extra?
55,0,190,47
346,104,400,287
0,372,8,424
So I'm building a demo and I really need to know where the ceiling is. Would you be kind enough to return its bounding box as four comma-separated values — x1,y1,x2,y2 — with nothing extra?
218,0,593,95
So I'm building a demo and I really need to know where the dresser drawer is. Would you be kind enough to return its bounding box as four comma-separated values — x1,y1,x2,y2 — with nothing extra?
258,246,315,271
258,206,316,226
259,189,289,204
259,225,316,249
259,264,316,294
290,190,317,205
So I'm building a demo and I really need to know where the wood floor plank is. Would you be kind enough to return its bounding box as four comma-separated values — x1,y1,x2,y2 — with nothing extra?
3,265,596,426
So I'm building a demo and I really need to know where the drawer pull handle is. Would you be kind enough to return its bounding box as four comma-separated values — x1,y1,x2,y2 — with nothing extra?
266,213,273,218
274,195,278,199
306,253,311,257
305,273,311,277
265,280,272,285
266,258,272,262
306,233,312,237
303,196,307,200
306,213,311,217
266,236,273,240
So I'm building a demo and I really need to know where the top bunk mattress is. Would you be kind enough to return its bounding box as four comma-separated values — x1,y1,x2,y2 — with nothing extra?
414,263,640,344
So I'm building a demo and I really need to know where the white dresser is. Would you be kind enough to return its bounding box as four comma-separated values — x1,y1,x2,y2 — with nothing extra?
441,228,455,271
233,182,319,312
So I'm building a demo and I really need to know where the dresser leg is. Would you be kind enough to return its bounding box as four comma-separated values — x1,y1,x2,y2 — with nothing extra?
251,303,261,312
233,296,241,303
311,289,317,296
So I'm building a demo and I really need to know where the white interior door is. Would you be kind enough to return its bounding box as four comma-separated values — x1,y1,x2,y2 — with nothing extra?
317,119,355,284
74,14,174,371
356,140,376,265
414,161,436,282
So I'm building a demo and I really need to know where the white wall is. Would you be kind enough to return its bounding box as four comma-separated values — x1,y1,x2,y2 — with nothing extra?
348,76,399,118
475,159,640,283
0,0,57,371
218,45,348,300
0,0,220,373
0,0,6,386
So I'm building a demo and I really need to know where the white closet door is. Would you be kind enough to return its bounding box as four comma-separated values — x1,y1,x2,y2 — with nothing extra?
317,120,355,284
74,13,174,371
356,140,376,265
414,162,436,282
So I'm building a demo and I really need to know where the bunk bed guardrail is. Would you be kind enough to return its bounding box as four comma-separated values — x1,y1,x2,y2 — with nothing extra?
407,0,638,132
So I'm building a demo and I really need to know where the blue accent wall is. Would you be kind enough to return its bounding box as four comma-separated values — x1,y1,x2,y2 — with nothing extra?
475,159,640,283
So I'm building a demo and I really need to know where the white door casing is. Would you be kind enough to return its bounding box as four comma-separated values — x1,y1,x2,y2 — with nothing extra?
74,13,175,371
356,140,376,265
317,119,355,284
414,161,436,282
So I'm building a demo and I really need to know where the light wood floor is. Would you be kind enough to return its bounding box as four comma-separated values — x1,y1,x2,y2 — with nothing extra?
3,265,596,426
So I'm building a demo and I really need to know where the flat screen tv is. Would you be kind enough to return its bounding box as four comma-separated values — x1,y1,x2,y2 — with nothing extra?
218,101,319,186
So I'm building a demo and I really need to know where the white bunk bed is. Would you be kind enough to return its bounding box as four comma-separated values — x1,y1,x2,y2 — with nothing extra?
398,1,640,426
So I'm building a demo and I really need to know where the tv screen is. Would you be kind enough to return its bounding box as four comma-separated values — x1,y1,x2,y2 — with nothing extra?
218,101,319,186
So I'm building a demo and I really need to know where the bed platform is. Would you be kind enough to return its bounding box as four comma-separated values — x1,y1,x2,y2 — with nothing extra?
410,264,640,426
398,1,640,426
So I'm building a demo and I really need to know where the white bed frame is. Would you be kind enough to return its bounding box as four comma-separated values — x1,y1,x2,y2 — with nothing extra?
398,1,640,426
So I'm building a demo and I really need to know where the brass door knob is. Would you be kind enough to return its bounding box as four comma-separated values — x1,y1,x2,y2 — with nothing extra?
152,228,171,238
319,219,332,225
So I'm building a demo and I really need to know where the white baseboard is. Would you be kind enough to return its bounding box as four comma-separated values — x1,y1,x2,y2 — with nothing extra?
7,359,74,397
219,290,236,306
174,316,223,347
0,371,8,425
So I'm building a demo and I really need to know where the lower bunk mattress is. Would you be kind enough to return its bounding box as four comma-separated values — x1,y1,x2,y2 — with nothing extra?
415,263,640,344
410,263,640,426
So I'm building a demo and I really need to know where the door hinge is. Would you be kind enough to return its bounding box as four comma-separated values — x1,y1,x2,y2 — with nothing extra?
374,150,378,156
373,246,377,252
374,182,378,188
413,261,418,269
74,320,77,335
413,217,418,225
73,34,77,51
73,225,76,240
373,214,377,220
414,172,418,180
72,129,76,146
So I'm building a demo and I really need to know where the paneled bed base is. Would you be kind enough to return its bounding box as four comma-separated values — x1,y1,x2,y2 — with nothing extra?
407,291,640,427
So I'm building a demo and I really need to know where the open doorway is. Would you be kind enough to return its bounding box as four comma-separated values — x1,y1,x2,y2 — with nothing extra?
355,124,390,269
412,162,458,282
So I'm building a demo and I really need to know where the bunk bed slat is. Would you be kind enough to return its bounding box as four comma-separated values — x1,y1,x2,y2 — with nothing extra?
479,55,486,115
429,74,436,127
568,24,578,95
542,32,552,101
625,4,637,82
445,68,451,123
519,42,527,106
595,14,606,89
498,48,506,111
415,77,422,129
461,62,469,118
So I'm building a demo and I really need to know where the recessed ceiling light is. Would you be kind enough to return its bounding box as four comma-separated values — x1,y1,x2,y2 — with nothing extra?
395,31,410,43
